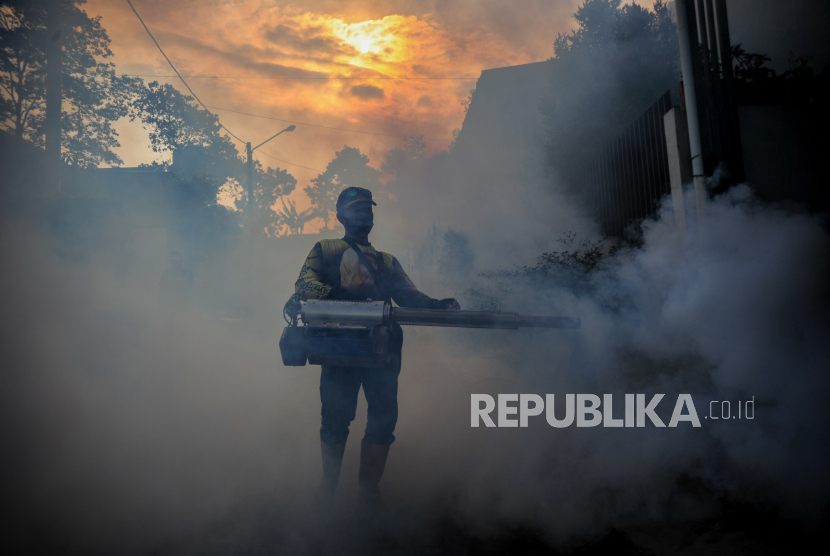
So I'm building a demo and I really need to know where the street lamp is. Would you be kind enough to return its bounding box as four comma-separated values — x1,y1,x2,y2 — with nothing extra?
247,124,296,207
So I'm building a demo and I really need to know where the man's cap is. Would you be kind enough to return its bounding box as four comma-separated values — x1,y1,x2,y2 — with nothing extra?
336,187,376,212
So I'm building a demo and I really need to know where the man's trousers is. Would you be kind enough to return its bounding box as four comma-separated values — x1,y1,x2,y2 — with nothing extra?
319,351,402,446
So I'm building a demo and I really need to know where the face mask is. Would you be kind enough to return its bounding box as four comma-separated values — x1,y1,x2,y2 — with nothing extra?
343,215,374,238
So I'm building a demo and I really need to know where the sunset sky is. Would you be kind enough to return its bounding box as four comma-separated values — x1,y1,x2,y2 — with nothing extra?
86,0,584,187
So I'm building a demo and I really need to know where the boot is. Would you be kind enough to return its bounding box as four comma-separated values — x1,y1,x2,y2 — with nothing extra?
358,440,390,512
316,439,347,507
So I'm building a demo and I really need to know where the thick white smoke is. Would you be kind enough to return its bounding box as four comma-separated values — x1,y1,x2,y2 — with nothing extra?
388,183,830,544
2,175,828,554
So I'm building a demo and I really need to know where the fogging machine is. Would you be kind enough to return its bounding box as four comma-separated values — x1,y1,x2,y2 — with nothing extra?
279,295,580,367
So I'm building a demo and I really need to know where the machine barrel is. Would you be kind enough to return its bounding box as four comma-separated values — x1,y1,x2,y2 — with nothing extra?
292,298,580,330
282,298,580,367
391,307,580,329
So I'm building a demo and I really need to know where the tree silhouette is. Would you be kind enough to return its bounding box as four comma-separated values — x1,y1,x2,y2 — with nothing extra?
131,80,305,237
543,0,679,186
249,164,302,237
129,81,244,183
274,196,315,236
304,146,381,225
730,44,773,80
0,0,140,167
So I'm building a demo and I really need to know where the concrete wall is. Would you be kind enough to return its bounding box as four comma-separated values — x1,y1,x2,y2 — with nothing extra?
453,60,556,184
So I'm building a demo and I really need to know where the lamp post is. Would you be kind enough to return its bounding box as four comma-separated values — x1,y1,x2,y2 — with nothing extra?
246,124,296,208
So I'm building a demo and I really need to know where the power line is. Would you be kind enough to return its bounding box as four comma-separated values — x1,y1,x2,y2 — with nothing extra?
123,1,417,175
256,150,323,173
125,0,245,146
122,74,479,81
251,137,322,174
206,105,442,141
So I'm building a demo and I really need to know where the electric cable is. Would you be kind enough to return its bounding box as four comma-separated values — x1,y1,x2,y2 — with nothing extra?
206,105,441,140
123,1,433,172
122,74,479,80
125,0,245,145
256,150,323,173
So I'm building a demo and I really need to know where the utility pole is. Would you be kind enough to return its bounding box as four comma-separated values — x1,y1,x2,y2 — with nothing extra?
46,0,62,194
241,125,295,317
246,141,253,207
246,124,295,210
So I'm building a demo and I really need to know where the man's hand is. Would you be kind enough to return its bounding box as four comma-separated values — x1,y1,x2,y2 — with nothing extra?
432,298,461,310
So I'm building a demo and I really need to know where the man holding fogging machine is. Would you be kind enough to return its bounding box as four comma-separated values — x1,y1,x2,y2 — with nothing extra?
294,187,460,510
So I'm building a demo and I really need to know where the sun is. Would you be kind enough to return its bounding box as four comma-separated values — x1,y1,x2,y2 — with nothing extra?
344,29,379,56
331,19,402,60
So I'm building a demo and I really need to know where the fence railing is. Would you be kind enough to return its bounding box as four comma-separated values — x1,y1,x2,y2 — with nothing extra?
576,90,674,238
679,0,743,184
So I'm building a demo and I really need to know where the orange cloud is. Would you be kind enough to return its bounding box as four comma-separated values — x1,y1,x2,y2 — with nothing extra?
84,0,580,226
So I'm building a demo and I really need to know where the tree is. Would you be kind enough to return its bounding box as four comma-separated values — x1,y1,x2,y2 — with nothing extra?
254,166,296,212
0,0,139,167
130,81,244,184
165,172,241,263
543,0,679,186
131,80,308,237
304,146,382,225
474,233,620,303
731,44,773,81
552,0,622,56
274,197,315,235
250,165,302,237
128,81,245,232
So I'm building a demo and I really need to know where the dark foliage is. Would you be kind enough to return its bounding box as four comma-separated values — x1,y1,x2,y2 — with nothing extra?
130,81,244,181
731,44,829,108
731,44,773,81
168,182,241,263
477,233,620,297
130,81,305,237
250,165,299,237
543,0,679,190
0,0,141,167
304,145,382,225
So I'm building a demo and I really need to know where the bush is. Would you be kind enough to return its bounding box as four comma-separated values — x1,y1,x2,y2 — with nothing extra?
469,233,620,306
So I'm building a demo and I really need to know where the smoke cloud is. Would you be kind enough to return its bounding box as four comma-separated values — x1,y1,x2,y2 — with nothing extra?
415,183,830,540
2,168,828,554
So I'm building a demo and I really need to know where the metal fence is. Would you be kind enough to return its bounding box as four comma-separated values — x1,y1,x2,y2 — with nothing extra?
576,90,674,238
679,0,743,183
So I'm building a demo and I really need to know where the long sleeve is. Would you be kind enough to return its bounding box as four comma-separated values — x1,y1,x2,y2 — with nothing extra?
295,242,332,300
388,257,435,309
